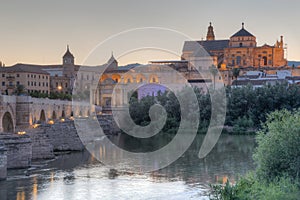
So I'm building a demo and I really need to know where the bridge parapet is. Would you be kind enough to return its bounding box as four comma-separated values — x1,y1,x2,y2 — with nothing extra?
0,95,94,133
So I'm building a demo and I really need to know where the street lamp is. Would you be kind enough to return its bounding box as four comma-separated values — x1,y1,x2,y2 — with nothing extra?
57,85,62,91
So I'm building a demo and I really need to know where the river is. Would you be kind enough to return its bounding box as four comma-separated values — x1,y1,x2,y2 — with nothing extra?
0,134,256,200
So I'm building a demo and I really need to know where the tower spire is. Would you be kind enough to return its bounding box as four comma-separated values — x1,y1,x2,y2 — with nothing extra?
242,22,245,29
206,22,215,41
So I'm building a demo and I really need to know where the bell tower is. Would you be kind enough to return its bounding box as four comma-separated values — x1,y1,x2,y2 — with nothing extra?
62,45,75,78
206,22,215,41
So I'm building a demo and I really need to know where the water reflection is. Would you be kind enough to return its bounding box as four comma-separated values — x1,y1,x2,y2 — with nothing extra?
0,134,255,200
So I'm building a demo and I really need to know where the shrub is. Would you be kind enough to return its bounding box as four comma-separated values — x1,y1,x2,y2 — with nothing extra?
210,174,300,200
253,109,300,182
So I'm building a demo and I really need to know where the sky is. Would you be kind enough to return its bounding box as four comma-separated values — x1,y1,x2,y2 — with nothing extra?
0,0,300,66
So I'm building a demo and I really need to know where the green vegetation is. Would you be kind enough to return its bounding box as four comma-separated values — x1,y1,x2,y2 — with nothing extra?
254,110,300,182
129,83,300,134
210,110,300,200
49,92,72,100
13,84,27,96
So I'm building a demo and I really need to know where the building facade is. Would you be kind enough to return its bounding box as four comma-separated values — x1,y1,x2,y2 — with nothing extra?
182,23,287,68
0,64,50,95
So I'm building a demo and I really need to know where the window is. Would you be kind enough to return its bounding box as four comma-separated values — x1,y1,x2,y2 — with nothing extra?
17,81,20,85
127,78,131,83
239,43,243,47
9,82,13,86
263,56,268,66
43,82,45,87
2,82,5,86
65,83,68,88
236,56,242,65
2,74,5,77
39,75,40,79
28,81,30,86
56,82,58,87
17,74,20,77
140,78,143,83
39,82,41,86
34,82,36,86
46,83,48,87
27,74,29,78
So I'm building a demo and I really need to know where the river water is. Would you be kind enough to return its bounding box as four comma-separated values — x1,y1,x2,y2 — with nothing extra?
0,134,256,200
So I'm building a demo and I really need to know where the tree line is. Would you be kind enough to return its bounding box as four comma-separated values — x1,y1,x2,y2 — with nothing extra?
129,83,300,134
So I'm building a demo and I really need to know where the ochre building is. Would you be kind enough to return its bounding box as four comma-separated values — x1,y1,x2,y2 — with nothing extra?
182,23,287,68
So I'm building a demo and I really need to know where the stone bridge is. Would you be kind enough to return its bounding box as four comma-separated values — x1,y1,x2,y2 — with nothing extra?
0,95,93,133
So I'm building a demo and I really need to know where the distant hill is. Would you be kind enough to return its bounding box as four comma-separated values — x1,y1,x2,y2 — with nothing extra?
288,61,300,67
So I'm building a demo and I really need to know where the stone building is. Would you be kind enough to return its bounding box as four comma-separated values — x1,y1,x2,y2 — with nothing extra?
182,23,287,68
0,64,50,95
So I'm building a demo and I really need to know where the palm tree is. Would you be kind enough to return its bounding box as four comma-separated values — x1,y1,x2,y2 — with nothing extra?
209,65,218,90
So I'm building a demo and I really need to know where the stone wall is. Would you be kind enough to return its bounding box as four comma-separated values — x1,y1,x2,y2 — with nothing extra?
0,141,7,180
42,120,85,151
27,129,55,160
97,115,121,135
0,134,32,169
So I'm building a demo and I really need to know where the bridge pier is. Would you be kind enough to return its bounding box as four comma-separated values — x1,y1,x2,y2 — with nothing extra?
0,141,7,180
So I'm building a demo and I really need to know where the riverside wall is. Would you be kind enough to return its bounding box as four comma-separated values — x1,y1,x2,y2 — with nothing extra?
0,134,32,169
0,114,119,174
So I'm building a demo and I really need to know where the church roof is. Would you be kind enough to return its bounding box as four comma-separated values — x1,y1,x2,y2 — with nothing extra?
231,24,255,37
183,40,229,56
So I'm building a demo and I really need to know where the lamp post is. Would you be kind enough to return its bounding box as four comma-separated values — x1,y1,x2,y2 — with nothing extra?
57,85,62,93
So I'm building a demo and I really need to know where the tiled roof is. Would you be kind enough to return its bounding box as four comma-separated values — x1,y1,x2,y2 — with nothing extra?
231,28,254,37
232,79,286,86
0,64,50,75
183,40,229,56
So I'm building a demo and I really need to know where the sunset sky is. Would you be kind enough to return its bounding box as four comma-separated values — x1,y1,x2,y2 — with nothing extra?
1,0,299,66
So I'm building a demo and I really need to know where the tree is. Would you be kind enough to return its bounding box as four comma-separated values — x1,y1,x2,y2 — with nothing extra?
232,68,240,86
209,65,218,90
254,109,300,182
14,84,27,96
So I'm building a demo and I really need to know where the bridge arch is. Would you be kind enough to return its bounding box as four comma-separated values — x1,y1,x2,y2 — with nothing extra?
40,110,46,122
52,110,57,120
61,110,65,118
2,112,14,133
